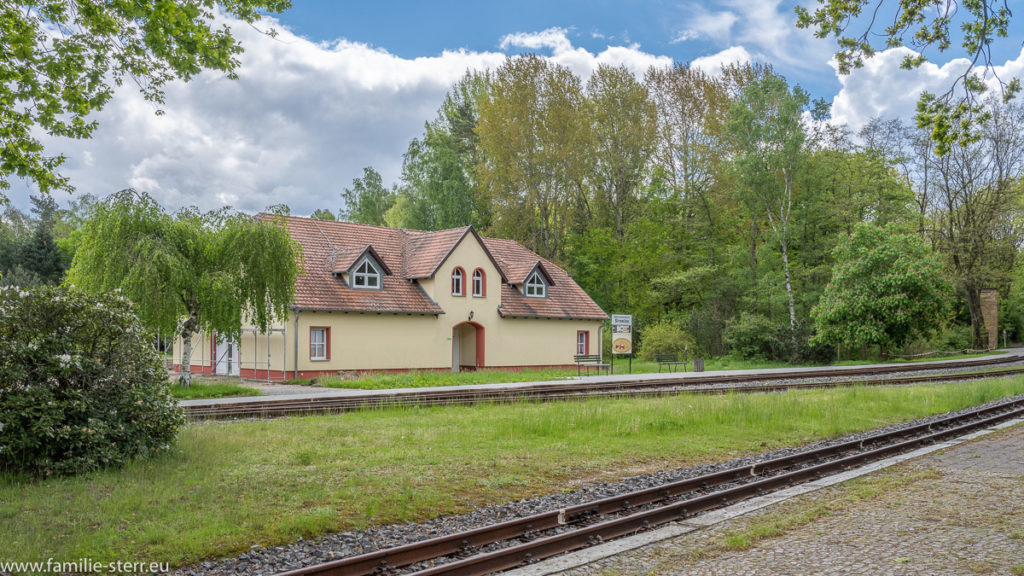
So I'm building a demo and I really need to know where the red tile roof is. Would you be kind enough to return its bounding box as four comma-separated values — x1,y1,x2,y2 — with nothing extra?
261,215,607,320
483,238,607,321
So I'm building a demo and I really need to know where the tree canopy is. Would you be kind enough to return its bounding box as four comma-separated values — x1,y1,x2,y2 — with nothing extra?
66,190,299,385
726,73,809,338
341,167,394,227
0,0,291,201
796,0,1020,154
811,223,952,354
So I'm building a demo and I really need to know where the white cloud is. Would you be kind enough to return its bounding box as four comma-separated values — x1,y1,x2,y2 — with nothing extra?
498,27,671,80
673,9,738,44
674,0,831,72
9,20,678,215
500,27,575,53
691,46,753,75
827,46,1024,131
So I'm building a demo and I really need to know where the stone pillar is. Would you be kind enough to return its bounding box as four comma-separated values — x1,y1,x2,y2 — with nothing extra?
980,290,999,350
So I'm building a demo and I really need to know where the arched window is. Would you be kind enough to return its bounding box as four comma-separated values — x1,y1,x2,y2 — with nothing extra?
472,268,485,297
524,270,546,298
451,267,465,296
352,258,381,289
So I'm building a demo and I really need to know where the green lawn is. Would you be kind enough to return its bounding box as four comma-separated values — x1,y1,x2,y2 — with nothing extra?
318,350,1004,390
318,366,579,389
168,382,260,400
3,377,1023,567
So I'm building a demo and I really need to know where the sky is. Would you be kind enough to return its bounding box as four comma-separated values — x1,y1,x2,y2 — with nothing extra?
7,0,1024,216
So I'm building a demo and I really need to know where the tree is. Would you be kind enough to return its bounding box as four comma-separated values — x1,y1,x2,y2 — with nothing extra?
928,98,1024,347
587,64,656,238
726,74,809,340
66,190,299,386
796,0,1019,154
858,117,935,234
19,195,66,284
394,71,491,231
644,63,752,354
0,195,68,286
310,209,337,221
812,223,952,355
476,55,589,260
0,0,291,201
341,167,394,226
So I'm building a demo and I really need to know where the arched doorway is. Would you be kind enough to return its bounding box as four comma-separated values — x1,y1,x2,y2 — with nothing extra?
452,321,485,372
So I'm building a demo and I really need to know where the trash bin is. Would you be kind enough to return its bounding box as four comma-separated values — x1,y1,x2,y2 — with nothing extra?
693,358,705,372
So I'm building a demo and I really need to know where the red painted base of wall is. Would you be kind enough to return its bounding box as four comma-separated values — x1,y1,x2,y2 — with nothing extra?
174,363,586,381
171,364,216,375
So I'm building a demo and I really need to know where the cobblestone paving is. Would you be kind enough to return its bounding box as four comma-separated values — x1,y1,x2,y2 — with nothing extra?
556,424,1024,576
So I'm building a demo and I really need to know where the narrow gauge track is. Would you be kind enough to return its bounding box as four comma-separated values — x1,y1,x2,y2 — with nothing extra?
278,395,1024,576
187,354,1024,419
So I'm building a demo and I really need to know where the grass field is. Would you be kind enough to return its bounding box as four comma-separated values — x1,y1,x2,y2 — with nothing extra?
2,377,1022,567
168,381,260,400
316,350,1001,390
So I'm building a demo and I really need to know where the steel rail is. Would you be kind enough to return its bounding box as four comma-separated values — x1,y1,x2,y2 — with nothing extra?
186,356,1024,419
275,395,1024,576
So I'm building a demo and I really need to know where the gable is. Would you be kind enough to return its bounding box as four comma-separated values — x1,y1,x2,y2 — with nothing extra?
406,226,508,283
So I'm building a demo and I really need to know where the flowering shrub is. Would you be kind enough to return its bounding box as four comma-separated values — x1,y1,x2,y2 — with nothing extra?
0,286,183,476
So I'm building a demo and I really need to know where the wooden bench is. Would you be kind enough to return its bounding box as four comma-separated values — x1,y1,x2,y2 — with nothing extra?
656,353,688,372
574,354,610,376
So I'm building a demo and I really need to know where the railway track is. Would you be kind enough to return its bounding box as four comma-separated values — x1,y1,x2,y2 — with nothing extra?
277,394,1024,576
186,354,1024,419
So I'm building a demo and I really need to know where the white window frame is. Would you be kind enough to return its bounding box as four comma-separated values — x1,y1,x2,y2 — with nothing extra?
352,257,381,290
452,268,464,296
310,328,327,361
524,270,547,298
472,269,484,297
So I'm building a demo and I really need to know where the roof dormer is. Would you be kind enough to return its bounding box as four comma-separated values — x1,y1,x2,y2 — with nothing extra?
516,262,555,298
332,245,391,290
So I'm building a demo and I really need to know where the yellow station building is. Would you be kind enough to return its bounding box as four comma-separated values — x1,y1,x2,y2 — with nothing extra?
174,215,607,379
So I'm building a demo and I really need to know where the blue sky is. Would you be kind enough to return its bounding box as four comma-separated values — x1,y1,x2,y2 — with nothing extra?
7,1,1024,215
274,0,841,99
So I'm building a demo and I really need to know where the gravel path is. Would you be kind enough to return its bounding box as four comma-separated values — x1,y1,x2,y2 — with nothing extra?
170,393,1024,576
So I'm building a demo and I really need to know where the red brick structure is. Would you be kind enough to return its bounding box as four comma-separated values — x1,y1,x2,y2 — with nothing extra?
980,289,999,349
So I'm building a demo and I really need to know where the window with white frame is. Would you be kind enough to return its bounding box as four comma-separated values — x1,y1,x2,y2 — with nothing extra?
452,267,464,296
310,327,329,360
576,331,589,355
524,270,546,298
352,258,381,289
472,269,484,297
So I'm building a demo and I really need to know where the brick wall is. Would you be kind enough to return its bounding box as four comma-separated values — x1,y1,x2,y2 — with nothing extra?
980,290,999,349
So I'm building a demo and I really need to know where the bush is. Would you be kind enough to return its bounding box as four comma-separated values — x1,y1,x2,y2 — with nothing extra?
930,324,973,352
637,319,698,361
791,329,835,364
0,286,183,477
723,312,785,360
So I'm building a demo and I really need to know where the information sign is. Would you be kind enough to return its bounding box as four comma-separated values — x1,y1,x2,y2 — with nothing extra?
611,314,633,355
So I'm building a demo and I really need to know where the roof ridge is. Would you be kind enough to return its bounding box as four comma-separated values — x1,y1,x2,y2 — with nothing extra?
308,218,339,273
399,229,411,278
272,213,476,236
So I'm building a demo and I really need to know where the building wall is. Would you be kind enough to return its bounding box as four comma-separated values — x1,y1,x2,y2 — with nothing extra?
173,234,604,377
172,326,289,378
